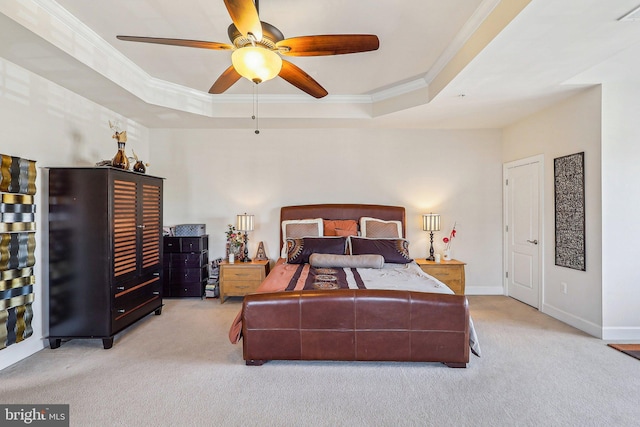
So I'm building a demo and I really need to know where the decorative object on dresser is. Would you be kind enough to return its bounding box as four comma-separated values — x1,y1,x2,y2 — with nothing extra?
0,154,37,351
46,167,163,349
415,258,466,295
109,120,129,170
236,213,254,262
163,235,209,298
422,213,440,261
131,149,147,173
174,223,206,237
442,222,457,261
219,259,269,303
254,241,268,261
225,223,245,262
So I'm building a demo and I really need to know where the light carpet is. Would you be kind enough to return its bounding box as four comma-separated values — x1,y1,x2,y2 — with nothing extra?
1,296,639,427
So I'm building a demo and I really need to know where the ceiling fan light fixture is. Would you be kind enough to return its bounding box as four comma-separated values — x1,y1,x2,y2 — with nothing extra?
232,46,282,84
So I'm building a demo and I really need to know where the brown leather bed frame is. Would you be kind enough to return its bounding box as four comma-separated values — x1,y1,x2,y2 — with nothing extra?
241,204,470,367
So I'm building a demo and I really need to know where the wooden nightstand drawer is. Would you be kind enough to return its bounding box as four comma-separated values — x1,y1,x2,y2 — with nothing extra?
223,281,260,294
222,267,263,281
415,259,466,295
423,266,461,280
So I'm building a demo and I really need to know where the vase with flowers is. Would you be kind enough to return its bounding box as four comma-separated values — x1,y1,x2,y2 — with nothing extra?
226,224,245,263
109,120,129,170
442,222,457,261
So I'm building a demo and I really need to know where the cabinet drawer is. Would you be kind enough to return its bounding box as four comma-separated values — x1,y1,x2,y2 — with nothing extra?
163,238,181,253
169,252,206,268
113,277,161,319
180,237,208,253
169,282,204,297
223,280,260,295
222,267,262,281
169,266,207,284
163,236,208,253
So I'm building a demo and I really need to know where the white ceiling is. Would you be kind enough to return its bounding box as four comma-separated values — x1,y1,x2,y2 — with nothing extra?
2,0,640,129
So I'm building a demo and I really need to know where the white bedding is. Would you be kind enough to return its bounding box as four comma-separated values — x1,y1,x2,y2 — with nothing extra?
354,262,453,294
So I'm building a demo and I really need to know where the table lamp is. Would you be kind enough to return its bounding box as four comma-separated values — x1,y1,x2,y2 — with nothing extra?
237,213,254,262
422,213,440,261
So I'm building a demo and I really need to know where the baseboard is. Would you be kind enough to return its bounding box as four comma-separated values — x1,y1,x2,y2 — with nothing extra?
465,285,504,295
0,339,46,371
601,326,640,341
542,303,602,338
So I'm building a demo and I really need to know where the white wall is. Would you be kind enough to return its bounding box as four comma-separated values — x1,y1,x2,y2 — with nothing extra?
0,57,150,370
149,127,505,294
601,82,640,340
502,87,603,336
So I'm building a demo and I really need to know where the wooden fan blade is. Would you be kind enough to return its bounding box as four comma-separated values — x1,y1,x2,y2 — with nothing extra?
224,0,263,41
276,35,379,57
116,36,233,50
279,60,328,98
209,66,242,94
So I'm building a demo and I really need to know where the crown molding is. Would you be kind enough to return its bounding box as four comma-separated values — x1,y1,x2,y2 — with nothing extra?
423,0,501,83
4,0,498,121
367,0,500,106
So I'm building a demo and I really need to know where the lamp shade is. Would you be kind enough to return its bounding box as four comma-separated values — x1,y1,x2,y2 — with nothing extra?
237,213,254,232
422,213,441,232
232,46,282,84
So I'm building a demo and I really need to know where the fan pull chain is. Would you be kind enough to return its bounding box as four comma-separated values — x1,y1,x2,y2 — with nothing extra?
252,83,260,134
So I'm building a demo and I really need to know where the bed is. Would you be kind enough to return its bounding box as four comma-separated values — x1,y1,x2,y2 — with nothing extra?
229,204,480,367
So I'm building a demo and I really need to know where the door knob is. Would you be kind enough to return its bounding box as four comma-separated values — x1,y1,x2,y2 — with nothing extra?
527,239,538,245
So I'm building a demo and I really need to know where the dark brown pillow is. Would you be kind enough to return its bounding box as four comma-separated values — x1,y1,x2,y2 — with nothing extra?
349,237,412,264
286,237,347,264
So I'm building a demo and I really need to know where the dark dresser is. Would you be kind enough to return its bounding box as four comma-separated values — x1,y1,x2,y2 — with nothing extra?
163,235,209,297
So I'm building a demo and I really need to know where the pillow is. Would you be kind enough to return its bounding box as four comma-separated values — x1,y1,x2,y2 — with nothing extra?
349,237,412,264
286,237,347,264
309,253,384,269
281,218,323,258
360,217,403,238
323,219,358,237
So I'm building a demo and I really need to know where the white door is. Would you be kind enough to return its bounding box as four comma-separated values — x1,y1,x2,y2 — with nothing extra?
504,156,543,308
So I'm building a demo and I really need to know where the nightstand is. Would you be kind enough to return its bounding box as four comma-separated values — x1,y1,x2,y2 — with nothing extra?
219,259,270,303
415,259,466,295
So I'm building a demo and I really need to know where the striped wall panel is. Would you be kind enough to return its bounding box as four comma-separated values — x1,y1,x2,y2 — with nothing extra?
0,154,36,350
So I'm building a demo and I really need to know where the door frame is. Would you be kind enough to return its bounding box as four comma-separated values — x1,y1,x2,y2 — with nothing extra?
503,154,545,308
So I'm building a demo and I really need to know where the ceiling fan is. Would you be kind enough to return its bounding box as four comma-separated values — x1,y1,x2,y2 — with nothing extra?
116,0,380,98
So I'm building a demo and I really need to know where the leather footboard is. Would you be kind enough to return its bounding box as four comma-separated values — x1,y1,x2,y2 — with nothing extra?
242,289,469,367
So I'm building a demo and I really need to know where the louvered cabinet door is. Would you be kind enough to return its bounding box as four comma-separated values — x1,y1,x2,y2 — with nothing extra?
140,181,162,273
113,179,138,281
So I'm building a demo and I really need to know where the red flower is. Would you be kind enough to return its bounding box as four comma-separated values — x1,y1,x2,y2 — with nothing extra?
443,223,457,250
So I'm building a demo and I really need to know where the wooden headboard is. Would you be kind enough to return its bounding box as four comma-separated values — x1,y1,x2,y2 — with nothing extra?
279,204,406,248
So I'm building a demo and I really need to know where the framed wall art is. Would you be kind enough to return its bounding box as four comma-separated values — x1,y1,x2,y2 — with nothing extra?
554,152,585,271
0,154,37,350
